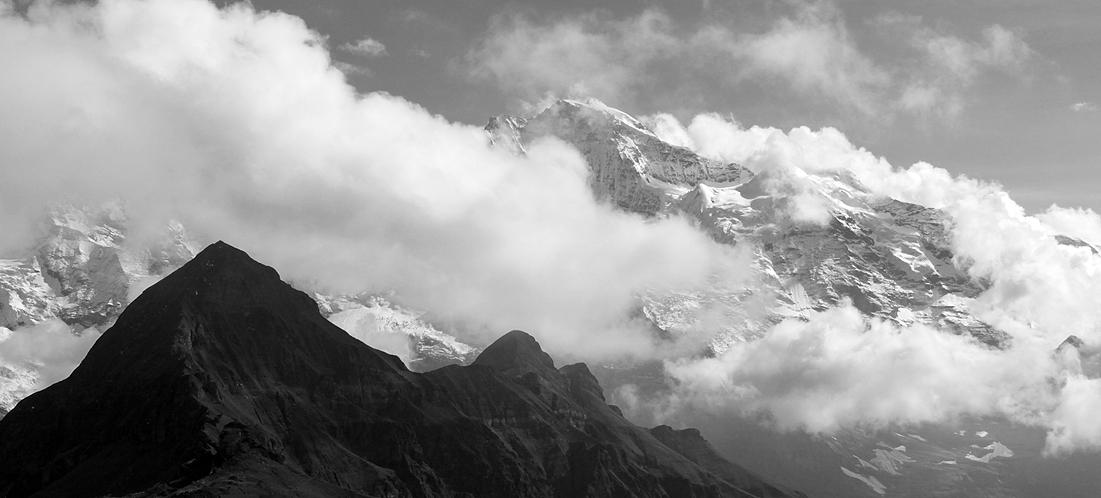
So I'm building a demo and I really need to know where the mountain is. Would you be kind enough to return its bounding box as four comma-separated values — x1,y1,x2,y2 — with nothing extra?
0,241,805,498
487,99,750,217
486,99,1101,498
488,99,998,348
0,203,200,416
0,204,475,414
4,99,1097,497
0,202,197,330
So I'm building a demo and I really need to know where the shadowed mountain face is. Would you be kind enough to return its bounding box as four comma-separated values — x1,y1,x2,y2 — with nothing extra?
0,242,804,498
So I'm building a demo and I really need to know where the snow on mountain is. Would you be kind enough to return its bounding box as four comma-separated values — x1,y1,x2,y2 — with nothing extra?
487,98,1001,351
316,293,479,371
484,98,1085,497
0,202,197,330
0,258,55,329
488,99,751,216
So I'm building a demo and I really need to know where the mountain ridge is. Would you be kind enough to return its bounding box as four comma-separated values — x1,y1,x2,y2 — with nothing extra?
0,241,804,498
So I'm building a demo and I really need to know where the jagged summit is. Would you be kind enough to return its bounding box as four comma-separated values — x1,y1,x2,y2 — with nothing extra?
0,243,804,498
472,329,556,374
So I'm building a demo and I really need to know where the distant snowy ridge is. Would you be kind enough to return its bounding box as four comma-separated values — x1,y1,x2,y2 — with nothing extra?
487,98,1006,350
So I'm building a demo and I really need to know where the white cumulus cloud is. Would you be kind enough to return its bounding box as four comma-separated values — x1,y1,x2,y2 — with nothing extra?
0,0,743,364
341,37,387,57
467,2,1037,123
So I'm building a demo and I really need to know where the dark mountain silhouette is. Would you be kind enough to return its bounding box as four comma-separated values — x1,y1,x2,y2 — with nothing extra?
0,241,804,498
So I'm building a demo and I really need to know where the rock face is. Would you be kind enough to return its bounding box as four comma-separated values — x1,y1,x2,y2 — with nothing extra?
0,242,804,498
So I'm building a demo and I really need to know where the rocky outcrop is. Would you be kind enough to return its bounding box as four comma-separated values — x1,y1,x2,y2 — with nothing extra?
0,242,805,498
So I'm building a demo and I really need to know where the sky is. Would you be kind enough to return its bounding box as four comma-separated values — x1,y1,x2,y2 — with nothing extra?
3,0,1101,457
234,0,1101,213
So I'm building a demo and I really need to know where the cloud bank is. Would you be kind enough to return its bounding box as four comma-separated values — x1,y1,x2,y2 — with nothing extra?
0,0,739,363
467,1,1033,122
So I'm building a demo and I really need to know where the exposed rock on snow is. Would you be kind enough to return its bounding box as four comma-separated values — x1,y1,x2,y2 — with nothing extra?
0,202,198,330
488,99,752,216
488,98,1002,350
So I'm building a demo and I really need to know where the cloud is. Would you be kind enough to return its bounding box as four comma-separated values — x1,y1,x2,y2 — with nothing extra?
631,111,1101,452
661,305,1053,433
0,0,742,364
340,37,387,58
1046,375,1101,455
883,17,1033,119
3,0,1098,456
1070,101,1098,112
328,307,416,363
1037,205,1101,246
332,60,371,76
467,2,1036,122
706,2,891,116
0,320,102,410
467,9,680,105
654,111,1101,345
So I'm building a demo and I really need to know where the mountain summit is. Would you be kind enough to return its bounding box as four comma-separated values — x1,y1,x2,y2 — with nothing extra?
0,242,803,498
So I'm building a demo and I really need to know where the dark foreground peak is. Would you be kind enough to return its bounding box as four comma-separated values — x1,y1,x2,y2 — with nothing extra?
0,246,803,498
183,240,276,277
472,329,556,375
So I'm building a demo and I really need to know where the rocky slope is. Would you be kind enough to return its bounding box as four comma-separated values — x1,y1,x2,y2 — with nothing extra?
0,242,805,498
